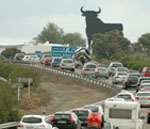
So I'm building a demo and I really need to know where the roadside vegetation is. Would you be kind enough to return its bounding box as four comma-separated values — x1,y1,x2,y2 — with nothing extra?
0,62,41,123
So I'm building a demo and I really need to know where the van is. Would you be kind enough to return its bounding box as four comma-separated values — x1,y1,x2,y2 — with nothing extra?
104,100,143,129
141,67,150,77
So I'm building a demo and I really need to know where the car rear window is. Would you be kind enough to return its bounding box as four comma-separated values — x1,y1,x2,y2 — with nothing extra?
54,58,62,62
147,68,150,72
112,64,122,67
117,94,131,99
22,117,42,123
55,114,70,120
99,68,107,72
128,76,138,80
63,60,73,63
118,73,127,76
84,106,98,112
86,64,96,68
73,110,88,116
137,93,150,96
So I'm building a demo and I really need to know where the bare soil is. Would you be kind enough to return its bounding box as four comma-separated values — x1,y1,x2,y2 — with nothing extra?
18,72,115,115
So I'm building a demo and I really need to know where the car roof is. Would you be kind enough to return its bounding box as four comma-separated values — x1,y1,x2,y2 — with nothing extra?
22,115,45,118
141,83,150,85
137,91,150,94
117,92,133,96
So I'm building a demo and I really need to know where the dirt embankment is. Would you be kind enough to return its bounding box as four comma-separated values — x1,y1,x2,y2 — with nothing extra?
18,72,115,115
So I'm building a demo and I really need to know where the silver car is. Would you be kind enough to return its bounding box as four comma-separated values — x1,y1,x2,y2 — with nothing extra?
81,63,97,76
94,67,109,79
112,72,128,84
136,91,150,107
60,59,75,72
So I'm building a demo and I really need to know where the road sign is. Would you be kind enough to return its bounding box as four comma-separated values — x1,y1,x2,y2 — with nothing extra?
17,77,33,83
35,51,41,58
51,46,77,58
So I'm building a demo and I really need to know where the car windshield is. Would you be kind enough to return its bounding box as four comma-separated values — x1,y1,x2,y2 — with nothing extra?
86,64,96,68
22,117,42,123
117,94,131,100
54,58,62,62
73,110,88,116
63,60,73,63
55,114,70,120
84,106,98,112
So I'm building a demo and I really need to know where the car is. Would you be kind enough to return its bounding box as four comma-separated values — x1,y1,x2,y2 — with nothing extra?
60,59,75,71
44,57,53,66
50,112,81,129
41,54,51,64
103,121,115,129
147,111,150,124
122,76,138,89
94,67,109,79
72,108,92,126
14,53,24,60
135,91,150,107
112,72,128,84
22,55,31,62
116,92,136,102
83,104,103,114
51,57,62,67
138,83,150,92
136,77,150,93
30,55,40,63
115,67,129,74
108,62,123,76
18,115,53,129
141,67,150,77
81,63,97,77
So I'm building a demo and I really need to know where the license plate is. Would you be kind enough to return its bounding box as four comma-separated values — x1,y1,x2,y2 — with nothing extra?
27,127,33,129
57,121,66,124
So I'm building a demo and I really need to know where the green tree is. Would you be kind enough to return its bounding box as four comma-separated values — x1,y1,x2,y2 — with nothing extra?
34,23,64,43
138,33,150,49
92,30,131,60
0,82,21,123
1,48,21,59
62,32,86,47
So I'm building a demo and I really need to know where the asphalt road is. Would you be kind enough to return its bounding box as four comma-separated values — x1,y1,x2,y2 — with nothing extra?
75,68,150,129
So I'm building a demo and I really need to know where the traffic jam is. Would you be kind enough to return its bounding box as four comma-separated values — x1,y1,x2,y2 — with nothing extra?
15,47,150,129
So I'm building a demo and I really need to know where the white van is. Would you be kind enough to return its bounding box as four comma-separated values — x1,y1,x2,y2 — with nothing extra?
104,100,143,129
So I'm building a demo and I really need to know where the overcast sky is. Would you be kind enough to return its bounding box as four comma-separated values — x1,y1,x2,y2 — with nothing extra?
0,0,150,45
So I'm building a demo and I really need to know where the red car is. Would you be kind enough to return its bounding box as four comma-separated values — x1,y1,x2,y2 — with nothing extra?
44,58,52,66
88,113,104,129
141,67,150,77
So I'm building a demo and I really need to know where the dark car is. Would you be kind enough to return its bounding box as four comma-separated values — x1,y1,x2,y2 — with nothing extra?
123,76,138,89
72,109,92,127
147,112,150,124
50,112,81,129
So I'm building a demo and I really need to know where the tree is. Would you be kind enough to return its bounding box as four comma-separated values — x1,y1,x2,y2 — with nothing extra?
62,32,86,47
1,48,21,59
92,30,131,60
33,23,64,43
0,82,21,123
138,33,150,50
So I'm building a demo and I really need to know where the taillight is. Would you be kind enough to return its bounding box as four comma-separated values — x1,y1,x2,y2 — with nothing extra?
50,115,55,122
62,63,64,66
85,68,90,71
136,97,139,100
40,124,46,127
116,76,119,78
70,115,75,123
18,124,23,128
72,64,74,66
147,98,150,100
126,80,130,83
130,96,134,101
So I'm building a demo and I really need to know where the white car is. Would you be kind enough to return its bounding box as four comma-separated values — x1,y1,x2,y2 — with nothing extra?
112,72,128,84
115,67,129,74
18,115,53,129
94,67,109,79
116,92,136,102
138,83,150,91
60,58,75,71
136,91,150,107
81,63,97,76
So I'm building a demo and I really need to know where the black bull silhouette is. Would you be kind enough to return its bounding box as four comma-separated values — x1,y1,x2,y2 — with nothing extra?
80,6,123,51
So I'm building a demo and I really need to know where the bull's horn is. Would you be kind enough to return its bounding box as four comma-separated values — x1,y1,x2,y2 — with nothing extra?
80,6,85,13
96,7,101,14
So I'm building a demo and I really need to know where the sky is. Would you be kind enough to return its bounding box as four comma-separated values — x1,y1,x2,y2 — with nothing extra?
0,0,150,45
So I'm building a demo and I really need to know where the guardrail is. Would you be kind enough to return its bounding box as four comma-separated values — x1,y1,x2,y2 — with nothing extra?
0,121,19,128
0,60,121,128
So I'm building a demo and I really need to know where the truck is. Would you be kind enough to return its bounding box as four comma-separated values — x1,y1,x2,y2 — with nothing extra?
104,100,143,129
